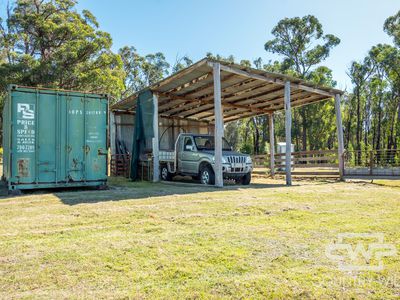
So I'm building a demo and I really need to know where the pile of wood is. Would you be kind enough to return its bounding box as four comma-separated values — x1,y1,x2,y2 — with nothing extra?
110,154,130,177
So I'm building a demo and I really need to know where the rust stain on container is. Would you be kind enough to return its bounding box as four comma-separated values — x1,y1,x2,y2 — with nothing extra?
17,159,30,177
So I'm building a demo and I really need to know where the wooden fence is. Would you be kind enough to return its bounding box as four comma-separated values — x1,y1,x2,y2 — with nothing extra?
252,149,339,177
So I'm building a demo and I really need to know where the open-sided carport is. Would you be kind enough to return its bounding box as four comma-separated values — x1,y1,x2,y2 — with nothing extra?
111,58,344,187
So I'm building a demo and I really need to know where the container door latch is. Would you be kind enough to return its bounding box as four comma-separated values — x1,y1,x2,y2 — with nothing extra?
98,148,108,156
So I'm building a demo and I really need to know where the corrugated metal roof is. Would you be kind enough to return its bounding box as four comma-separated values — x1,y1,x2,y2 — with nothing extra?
112,58,343,123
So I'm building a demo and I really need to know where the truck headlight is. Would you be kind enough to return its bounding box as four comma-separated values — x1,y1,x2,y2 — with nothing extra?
213,157,228,163
245,156,252,164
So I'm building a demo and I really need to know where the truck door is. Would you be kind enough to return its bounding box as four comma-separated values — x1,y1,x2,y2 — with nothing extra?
178,136,198,174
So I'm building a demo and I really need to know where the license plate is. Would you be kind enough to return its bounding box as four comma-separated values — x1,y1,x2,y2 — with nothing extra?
232,163,243,168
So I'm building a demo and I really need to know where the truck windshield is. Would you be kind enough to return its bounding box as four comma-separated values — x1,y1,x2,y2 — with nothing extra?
194,136,232,151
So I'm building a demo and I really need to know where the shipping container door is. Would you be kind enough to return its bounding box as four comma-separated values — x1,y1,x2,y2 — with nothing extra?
66,95,85,182
37,92,58,183
85,97,108,181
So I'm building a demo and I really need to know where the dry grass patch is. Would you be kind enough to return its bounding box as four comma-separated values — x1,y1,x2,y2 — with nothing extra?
0,177,399,299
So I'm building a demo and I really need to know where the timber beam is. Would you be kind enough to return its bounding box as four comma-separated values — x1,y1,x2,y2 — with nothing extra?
158,93,272,116
210,62,338,98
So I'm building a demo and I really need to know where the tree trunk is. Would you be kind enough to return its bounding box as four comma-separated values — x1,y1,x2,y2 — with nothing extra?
376,98,382,151
356,88,362,164
300,108,307,151
252,117,260,154
395,93,400,150
388,99,396,150
262,116,267,152
345,108,352,150
293,111,300,151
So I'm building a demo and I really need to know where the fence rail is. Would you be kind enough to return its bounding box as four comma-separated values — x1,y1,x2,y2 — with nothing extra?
252,149,339,177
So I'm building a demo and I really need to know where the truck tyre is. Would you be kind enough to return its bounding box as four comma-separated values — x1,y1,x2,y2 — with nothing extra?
8,189,22,196
199,164,215,185
241,172,251,185
161,165,173,181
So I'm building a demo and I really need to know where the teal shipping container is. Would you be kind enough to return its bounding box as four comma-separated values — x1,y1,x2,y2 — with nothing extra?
2,85,108,192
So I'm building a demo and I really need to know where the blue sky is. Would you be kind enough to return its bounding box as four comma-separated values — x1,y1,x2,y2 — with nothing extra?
2,0,399,90
74,0,398,91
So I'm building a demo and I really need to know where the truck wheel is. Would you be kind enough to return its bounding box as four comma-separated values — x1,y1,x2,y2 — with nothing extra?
8,189,22,196
200,165,215,185
161,165,173,181
241,172,251,185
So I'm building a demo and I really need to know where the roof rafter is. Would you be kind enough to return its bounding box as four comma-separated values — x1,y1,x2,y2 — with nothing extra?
162,72,211,95
158,94,272,116
210,62,338,98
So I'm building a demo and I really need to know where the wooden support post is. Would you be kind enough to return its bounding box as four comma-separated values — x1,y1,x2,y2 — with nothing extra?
213,62,224,188
109,111,116,177
269,112,275,178
334,94,345,180
284,81,292,186
152,93,160,182
109,111,116,156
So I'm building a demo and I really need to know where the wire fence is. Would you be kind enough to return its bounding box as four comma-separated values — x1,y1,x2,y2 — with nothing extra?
344,150,400,176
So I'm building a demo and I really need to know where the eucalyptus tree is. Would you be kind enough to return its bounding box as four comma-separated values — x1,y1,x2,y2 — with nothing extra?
347,59,373,159
383,11,400,151
384,10,400,47
172,56,193,73
119,46,146,96
264,15,340,77
119,47,170,97
0,0,124,98
264,15,340,151
369,44,400,151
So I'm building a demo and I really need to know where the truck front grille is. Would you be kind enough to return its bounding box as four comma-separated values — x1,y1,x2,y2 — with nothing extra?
226,156,245,164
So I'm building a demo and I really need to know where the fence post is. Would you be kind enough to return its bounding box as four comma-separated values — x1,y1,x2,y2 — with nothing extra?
370,150,374,176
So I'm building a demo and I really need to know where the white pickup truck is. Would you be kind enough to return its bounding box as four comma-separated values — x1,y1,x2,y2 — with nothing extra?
159,133,253,185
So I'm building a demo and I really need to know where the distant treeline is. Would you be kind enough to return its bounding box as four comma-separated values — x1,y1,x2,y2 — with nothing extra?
1,1,399,154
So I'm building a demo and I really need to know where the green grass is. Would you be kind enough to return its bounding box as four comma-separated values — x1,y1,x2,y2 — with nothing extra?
0,177,399,299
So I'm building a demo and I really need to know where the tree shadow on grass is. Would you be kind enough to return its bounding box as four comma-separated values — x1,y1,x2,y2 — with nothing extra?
55,178,289,205
0,176,334,205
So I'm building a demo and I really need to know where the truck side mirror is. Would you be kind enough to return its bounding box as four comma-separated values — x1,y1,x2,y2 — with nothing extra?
185,145,193,151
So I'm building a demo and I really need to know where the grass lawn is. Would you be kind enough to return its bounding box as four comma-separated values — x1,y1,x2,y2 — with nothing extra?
0,177,399,299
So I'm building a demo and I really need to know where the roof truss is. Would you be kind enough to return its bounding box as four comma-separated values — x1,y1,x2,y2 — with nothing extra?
112,58,343,123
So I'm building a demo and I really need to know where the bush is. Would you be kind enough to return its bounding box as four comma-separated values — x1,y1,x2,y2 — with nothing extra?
239,144,252,154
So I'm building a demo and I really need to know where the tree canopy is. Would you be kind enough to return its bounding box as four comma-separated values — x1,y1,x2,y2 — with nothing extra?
264,15,340,76
0,1,399,155
0,0,124,98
